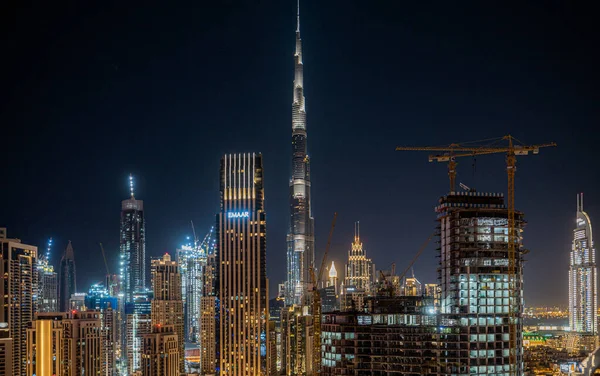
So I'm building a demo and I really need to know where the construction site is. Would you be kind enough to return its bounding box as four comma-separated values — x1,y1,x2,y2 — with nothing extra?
274,135,558,376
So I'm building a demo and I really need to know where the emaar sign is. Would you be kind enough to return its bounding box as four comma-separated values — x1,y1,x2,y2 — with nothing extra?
228,211,250,219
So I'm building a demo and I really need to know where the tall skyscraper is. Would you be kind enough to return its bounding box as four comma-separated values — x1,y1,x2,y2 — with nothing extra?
177,228,212,344
151,253,184,373
286,1,315,306
37,238,58,313
120,175,146,303
217,153,269,375
436,191,525,375
569,193,597,334
59,241,76,312
0,228,38,376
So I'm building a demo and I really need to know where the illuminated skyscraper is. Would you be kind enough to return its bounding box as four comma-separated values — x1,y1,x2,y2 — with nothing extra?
569,193,597,334
342,222,374,310
0,228,38,376
177,228,212,344
286,0,315,306
151,253,184,373
37,238,58,313
120,175,146,303
59,241,76,312
217,153,269,375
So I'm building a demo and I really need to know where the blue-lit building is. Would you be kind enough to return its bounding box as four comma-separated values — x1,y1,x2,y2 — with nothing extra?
85,282,118,311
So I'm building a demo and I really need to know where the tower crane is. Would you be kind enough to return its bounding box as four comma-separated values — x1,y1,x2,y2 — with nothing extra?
99,243,110,276
309,212,337,374
396,135,556,376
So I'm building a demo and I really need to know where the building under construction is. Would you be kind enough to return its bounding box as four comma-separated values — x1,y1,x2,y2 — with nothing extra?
321,296,438,376
436,191,525,375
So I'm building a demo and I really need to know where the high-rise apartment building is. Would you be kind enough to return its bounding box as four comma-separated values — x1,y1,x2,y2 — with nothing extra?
125,291,153,375
120,175,146,303
217,153,269,375
26,313,65,376
436,191,525,375
151,253,184,373
0,325,12,376
141,324,180,376
59,241,76,312
401,275,422,297
0,228,38,376
281,305,314,376
286,1,315,306
569,193,597,334
27,311,105,376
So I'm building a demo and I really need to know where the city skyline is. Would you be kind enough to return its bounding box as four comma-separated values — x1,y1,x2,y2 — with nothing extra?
2,1,599,309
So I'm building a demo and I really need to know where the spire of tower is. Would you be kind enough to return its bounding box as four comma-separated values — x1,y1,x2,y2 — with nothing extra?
129,174,135,198
296,0,300,33
64,240,75,260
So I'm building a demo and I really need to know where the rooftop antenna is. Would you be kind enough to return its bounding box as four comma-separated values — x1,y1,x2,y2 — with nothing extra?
129,174,135,198
46,237,53,261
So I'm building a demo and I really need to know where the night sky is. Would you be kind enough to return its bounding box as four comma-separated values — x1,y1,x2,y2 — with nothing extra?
2,1,599,306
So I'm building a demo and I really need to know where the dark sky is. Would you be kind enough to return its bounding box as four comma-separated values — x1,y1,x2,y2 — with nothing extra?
2,1,599,306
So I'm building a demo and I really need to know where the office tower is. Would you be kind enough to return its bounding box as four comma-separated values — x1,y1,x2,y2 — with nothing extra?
0,228,38,376
569,193,597,334
125,291,153,375
120,175,146,303
0,325,12,376
151,253,184,373
281,305,314,376
286,0,315,307
321,296,438,376
59,241,76,312
268,296,285,373
26,313,65,376
342,223,374,311
217,153,269,375
141,324,180,376
436,191,525,375
37,238,58,312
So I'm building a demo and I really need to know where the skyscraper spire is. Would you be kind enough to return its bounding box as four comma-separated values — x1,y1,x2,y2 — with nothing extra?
129,174,135,198
286,0,314,306
296,0,300,33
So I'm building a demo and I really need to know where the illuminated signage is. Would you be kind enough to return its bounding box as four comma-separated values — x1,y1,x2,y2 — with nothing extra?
228,211,249,219
577,218,586,226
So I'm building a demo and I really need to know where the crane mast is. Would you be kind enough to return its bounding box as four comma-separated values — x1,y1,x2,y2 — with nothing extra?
396,135,556,376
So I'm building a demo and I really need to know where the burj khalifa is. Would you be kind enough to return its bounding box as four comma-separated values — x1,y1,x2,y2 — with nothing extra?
286,0,315,306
